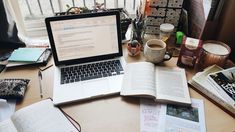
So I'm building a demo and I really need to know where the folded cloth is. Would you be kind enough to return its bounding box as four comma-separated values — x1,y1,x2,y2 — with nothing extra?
0,79,30,100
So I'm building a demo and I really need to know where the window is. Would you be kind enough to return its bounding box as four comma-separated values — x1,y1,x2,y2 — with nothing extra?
6,0,139,44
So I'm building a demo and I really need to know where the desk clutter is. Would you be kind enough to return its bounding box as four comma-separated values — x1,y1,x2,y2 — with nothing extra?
0,1,234,131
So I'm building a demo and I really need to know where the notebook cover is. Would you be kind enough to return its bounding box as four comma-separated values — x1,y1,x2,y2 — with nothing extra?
7,49,52,68
8,48,46,62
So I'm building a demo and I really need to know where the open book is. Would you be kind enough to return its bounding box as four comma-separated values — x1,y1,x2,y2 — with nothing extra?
189,65,235,118
121,62,191,105
0,99,79,132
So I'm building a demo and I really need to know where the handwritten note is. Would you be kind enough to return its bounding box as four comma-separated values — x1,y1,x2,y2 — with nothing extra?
140,99,206,132
140,99,161,132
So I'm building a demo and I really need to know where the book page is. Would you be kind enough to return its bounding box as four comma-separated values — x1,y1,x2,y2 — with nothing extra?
11,99,78,132
0,119,17,132
156,67,191,104
140,99,163,132
121,62,156,97
140,99,206,132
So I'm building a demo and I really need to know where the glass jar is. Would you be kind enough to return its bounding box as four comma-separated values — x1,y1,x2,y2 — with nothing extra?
159,23,174,42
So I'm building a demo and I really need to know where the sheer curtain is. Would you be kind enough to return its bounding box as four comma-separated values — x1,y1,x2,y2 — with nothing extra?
0,0,25,48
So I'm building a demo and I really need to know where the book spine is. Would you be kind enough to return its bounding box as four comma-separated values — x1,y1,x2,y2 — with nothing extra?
191,82,235,117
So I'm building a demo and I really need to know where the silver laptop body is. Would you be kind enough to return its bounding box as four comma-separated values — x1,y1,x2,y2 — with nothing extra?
45,11,125,105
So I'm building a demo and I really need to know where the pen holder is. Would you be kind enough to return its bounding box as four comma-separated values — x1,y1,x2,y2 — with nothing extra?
131,26,145,50
131,29,143,43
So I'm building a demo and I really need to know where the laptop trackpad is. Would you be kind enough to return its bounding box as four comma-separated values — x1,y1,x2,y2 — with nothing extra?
82,79,109,97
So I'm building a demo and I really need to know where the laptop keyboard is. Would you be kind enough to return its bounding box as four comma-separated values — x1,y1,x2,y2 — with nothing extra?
60,60,124,84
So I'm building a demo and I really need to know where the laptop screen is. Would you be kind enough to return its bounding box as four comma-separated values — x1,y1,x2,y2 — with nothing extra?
45,11,122,66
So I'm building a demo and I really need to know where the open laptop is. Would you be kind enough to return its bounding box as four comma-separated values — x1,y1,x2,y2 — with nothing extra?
45,11,125,105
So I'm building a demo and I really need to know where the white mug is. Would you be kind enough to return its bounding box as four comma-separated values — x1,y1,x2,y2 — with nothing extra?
144,39,171,64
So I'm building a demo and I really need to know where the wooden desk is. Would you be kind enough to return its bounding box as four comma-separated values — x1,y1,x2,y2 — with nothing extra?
1,44,235,132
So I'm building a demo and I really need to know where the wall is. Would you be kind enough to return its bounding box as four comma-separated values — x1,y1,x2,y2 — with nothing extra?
201,0,235,62
216,0,235,62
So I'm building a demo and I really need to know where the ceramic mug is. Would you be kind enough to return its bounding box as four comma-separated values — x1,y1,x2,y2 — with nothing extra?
144,39,172,64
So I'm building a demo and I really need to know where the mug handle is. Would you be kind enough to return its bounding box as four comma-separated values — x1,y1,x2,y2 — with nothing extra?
163,51,172,61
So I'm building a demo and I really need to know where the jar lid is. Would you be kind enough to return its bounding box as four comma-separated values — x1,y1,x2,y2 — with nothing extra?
160,23,174,32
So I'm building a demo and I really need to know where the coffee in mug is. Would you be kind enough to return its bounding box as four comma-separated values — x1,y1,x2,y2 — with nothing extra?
148,44,164,49
144,39,172,64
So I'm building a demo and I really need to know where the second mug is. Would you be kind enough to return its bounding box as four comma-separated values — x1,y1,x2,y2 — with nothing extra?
144,39,172,64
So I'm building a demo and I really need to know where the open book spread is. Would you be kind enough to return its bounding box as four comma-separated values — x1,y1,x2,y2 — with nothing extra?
0,99,78,132
121,62,191,105
140,98,206,132
189,65,235,117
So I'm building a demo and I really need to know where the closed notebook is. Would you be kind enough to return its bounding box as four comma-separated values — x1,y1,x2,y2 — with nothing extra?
8,48,46,62
7,48,52,68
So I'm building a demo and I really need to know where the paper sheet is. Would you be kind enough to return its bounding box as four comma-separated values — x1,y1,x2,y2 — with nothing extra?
0,99,16,122
140,99,206,132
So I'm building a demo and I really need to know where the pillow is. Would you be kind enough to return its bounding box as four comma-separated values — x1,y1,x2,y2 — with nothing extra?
0,79,30,100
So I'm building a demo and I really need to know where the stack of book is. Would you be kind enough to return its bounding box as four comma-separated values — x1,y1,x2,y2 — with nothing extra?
189,65,235,117
7,48,52,68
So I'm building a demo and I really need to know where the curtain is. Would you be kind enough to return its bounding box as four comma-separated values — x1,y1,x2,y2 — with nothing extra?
0,0,25,48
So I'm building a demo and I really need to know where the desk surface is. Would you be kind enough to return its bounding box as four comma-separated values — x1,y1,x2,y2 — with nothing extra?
1,44,235,132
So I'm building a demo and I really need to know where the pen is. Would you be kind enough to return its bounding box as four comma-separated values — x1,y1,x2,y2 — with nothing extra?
39,64,53,71
38,70,43,98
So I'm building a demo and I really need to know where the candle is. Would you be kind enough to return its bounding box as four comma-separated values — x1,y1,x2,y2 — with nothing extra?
197,41,231,70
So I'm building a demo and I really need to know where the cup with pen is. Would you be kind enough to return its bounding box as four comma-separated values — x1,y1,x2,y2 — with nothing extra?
131,13,145,50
